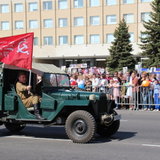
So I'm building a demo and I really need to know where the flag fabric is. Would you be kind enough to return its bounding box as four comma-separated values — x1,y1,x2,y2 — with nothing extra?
0,32,34,70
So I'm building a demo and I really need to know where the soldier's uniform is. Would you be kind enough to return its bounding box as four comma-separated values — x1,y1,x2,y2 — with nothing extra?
16,82,39,108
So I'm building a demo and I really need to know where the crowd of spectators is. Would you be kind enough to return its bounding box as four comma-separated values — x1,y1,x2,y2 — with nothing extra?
68,67,160,111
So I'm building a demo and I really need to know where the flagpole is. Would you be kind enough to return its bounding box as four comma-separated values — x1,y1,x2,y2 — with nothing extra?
29,70,32,86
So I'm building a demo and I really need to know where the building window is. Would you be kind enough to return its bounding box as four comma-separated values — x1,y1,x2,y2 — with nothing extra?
15,20,24,29
74,35,84,44
14,3,23,12
141,33,148,39
44,36,53,45
141,12,151,22
106,0,117,5
43,1,52,10
89,0,100,7
141,33,148,42
44,19,53,28
90,16,100,26
123,0,134,4
123,14,134,23
59,18,68,27
106,15,117,24
34,37,38,46
74,0,83,8
141,0,152,2
106,34,115,43
58,0,68,9
29,2,38,12
90,34,100,44
1,21,9,30
74,17,84,26
29,20,38,29
129,32,134,42
0,4,9,13
59,36,68,45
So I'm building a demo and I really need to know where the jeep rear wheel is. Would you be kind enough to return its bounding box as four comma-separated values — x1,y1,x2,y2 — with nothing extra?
65,110,96,143
4,123,26,132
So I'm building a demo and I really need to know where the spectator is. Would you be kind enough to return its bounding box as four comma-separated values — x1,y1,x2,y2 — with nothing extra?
107,80,114,100
77,75,85,90
113,71,121,84
91,74,99,92
112,79,120,109
105,72,112,83
85,78,92,92
148,73,156,110
125,71,133,108
153,80,160,111
131,71,139,110
99,74,108,93
70,74,77,88
118,71,124,81
120,79,129,109
140,72,150,110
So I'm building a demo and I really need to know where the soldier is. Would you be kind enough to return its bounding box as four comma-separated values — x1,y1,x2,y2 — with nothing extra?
16,72,44,120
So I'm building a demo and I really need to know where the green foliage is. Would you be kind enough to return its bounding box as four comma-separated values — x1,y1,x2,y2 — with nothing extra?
140,0,160,67
106,19,135,72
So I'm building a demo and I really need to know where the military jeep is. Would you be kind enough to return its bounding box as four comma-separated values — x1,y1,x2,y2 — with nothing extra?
0,63,120,143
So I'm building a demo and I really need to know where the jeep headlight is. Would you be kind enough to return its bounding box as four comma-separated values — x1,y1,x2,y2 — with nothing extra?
89,94,96,101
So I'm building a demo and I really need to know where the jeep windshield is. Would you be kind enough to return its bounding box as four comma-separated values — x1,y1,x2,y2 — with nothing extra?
43,73,70,87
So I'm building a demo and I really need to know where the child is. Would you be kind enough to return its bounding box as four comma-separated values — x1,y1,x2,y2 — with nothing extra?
112,80,120,109
153,80,160,111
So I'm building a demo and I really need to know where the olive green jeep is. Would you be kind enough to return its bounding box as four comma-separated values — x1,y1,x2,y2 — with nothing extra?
0,63,120,143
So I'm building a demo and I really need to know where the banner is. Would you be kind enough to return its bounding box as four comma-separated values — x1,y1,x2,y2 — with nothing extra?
0,32,34,70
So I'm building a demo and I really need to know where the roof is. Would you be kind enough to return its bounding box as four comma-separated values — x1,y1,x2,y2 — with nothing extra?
32,63,65,74
3,63,65,75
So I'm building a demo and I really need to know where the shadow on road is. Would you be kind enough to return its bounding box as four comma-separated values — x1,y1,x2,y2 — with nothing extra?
93,131,137,143
111,131,137,140
0,126,68,139
0,126,137,143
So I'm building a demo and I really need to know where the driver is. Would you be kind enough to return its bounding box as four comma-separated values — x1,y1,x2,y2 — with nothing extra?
16,72,44,120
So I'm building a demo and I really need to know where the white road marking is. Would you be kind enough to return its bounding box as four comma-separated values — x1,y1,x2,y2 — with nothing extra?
5,135,71,142
121,120,128,122
142,144,160,148
4,135,160,148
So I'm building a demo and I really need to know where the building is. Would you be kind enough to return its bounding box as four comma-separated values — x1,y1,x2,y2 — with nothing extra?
0,0,152,67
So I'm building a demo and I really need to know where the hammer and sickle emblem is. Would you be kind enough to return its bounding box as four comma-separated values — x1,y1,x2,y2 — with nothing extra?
17,40,29,55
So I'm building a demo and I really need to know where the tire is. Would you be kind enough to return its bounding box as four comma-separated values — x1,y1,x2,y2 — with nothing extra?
97,120,120,137
65,110,96,143
4,123,26,132
97,110,120,137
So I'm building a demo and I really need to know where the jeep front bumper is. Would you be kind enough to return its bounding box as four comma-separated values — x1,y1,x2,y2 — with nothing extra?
101,114,121,126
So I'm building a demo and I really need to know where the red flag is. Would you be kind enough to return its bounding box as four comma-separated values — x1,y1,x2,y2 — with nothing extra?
0,33,34,70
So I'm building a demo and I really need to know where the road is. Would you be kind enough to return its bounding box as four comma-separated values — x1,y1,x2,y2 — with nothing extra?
0,110,160,160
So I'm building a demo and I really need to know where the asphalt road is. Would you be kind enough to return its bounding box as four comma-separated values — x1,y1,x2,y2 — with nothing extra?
0,110,160,160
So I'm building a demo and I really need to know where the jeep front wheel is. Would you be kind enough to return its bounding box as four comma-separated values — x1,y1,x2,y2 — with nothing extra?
65,110,96,143
97,120,120,137
4,123,26,132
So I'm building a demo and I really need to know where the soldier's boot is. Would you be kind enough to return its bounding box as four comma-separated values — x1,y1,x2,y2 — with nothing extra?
34,104,45,120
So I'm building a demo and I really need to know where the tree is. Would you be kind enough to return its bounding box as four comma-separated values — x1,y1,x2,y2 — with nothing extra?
140,0,160,67
106,19,135,72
